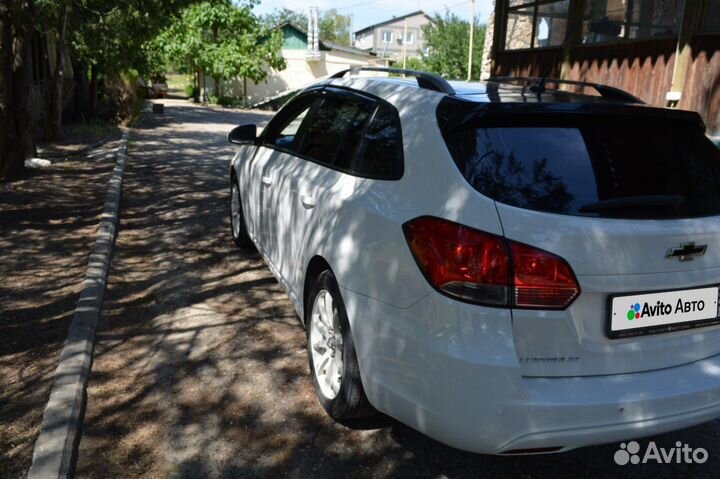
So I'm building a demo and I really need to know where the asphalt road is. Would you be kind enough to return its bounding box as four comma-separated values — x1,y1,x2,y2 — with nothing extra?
75,99,720,479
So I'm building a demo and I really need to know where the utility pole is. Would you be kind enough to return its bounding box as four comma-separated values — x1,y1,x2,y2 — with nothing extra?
350,14,354,46
467,0,475,81
402,18,408,70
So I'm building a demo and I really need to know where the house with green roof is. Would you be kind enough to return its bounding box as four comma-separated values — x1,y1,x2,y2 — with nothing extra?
219,21,381,105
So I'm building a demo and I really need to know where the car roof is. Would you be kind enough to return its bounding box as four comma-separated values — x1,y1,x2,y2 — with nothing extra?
323,75,636,105
318,74,704,128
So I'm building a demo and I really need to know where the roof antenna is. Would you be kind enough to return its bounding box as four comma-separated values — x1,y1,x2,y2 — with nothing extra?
529,73,548,95
528,17,574,96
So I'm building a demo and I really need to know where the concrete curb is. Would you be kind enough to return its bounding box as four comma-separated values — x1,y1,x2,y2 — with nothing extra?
27,131,129,479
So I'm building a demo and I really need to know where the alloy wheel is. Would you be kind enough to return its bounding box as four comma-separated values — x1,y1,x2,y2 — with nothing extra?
310,289,344,399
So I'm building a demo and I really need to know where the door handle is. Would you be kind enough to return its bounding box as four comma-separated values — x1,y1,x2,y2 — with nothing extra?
301,195,316,209
261,175,272,186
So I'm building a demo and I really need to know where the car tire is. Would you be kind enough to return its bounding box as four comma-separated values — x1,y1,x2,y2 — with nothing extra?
306,269,375,420
230,177,253,249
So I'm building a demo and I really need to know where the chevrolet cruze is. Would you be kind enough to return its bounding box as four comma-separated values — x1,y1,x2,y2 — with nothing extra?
227,67,720,454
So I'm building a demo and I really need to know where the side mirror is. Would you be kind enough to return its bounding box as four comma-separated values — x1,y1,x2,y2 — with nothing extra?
228,124,257,145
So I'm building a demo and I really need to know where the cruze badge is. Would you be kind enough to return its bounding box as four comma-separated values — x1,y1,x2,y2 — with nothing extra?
666,242,707,262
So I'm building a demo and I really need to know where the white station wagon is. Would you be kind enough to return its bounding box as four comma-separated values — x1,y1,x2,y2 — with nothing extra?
228,67,720,454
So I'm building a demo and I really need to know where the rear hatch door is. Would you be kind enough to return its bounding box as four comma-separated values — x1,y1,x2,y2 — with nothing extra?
438,99,720,376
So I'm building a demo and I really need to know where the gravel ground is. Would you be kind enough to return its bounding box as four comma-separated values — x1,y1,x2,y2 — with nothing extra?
74,99,720,479
0,144,117,479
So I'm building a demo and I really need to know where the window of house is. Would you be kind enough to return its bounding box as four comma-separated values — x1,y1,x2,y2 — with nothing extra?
406,32,415,44
582,0,685,44
704,0,720,32
583,0,627,43
628,0,684,40
382,30,393,43
504,0,569,50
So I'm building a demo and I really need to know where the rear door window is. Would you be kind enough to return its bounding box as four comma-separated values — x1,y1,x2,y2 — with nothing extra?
272,88,404,180
296,94,371,167
442,116,720,219
351,103,404,179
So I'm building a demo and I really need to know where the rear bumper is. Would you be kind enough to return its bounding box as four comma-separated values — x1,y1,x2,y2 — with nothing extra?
504,363,720,453
341,287,720,454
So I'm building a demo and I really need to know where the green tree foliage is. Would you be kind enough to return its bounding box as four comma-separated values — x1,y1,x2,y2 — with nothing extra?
39,0,199,134
260,7,352,46
1,0,199,178
65,0,198,76
319,9,352,46
156,0,286,97
420,13,485,80
259,7,307,28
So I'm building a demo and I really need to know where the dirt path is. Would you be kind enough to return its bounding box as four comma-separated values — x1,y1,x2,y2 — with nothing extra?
75,100,720,479
0,145,117,479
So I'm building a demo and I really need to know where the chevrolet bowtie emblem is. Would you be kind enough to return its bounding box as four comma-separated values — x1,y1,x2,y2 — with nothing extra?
666,242,707,262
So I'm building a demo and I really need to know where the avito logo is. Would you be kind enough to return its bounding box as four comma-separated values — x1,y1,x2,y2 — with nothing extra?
626,299,706,321
627,303,641,320
614,441,709,465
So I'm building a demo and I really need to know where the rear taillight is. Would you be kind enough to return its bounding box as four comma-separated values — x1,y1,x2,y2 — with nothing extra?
402,216,511,306
510,242,580,309
403,217,580,309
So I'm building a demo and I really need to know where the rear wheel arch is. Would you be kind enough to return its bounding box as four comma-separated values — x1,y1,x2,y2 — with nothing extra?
303,256,333,327
304,262,376,419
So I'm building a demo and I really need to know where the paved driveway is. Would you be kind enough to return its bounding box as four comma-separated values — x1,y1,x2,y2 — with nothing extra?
76,99,720,479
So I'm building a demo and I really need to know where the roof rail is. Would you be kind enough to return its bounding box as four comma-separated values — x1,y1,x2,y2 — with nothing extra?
489,76,644,104
330,66,456,95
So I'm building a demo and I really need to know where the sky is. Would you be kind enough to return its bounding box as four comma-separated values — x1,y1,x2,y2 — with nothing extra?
251,0,495,33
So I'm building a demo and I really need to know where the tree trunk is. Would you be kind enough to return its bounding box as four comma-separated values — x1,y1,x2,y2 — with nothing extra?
214,76,221,98
243,76,247,108
0,0,35,180
89,63,98,115
46,5,68,140
74,60,89,117
195,68,201,101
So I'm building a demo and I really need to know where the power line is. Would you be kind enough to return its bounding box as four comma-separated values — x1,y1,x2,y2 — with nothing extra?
339,0,473,16
426,0,474,17
338,0,477,33
337,0,385,11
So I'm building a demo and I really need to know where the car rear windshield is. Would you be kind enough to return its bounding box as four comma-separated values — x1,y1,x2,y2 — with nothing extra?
439,111,720,219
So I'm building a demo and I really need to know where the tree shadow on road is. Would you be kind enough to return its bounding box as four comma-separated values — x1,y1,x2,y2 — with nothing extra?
0,148,116,478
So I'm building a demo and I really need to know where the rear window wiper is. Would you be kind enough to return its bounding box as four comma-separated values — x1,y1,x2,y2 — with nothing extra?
579,195,685,213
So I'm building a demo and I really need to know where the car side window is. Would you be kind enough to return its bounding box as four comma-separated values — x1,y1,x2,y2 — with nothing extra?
296,94,372,167
352,103,404,179
263,95,317,152
272,89,403,180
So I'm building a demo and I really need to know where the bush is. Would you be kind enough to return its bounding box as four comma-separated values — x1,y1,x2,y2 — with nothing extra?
404,57,427,71
99,70,145,126
184,84,199,99
207,95,241,107
217,96,240,107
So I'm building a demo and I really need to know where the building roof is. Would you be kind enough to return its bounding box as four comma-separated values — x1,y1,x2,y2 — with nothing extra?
354,11,432,35
276,21,377,58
